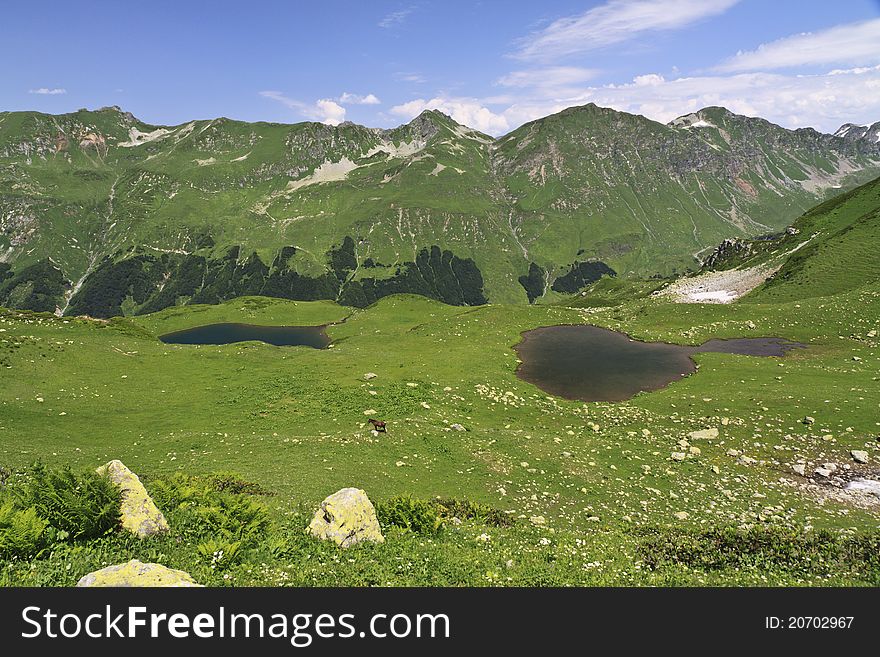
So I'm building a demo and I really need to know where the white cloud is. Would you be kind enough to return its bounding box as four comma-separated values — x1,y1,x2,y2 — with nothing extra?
514,0,739,61
717,18,880,72
338,92,381,105
379,7,415,29
394,72,426,83
259,91,346,125
393,65,880,136
530,66,880,133
632,73,666,86
314,99,346,125
29,88,66,95
497,66,599,91
390,97,511,135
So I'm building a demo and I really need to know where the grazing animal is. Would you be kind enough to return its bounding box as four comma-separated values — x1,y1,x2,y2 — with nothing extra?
368,418,387,433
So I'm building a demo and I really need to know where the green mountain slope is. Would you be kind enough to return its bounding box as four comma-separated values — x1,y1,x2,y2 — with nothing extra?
1,103,878,316
715,174,880,302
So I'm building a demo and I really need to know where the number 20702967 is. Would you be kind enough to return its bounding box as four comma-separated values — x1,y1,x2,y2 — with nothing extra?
765,616,854,629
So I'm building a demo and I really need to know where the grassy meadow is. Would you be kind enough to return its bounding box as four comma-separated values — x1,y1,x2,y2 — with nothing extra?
1,283,878,586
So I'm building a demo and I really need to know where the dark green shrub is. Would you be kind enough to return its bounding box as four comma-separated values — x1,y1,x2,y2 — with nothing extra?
376,496,444,535
13,463,120,540
208,471,274,496
433,498,514,527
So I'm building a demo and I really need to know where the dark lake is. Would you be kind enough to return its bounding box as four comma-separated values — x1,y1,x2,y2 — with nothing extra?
159,323,331,348
514,325,805,402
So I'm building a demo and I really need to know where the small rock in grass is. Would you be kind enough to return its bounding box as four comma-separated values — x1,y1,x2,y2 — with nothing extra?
363,372,377,380
671,452,686,461
851,450,868,464
688,428,719,441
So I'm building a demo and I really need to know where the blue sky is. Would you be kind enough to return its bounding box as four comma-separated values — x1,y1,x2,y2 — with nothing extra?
4,0,880,135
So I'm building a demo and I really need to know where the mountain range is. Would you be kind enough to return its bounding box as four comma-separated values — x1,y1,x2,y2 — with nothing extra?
1,103,879,316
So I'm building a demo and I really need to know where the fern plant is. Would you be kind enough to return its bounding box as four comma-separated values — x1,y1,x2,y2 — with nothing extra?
0,502,48,558
14,463,121,540
376,496,445,535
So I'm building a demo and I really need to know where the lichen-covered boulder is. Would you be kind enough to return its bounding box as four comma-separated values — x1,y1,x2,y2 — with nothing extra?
97,460,169,538
76,560,201,587
308,487,384,547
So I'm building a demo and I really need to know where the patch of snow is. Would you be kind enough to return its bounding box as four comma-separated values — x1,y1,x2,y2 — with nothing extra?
846,478,880,498
429,163,446,176
690,290,737,302
657,264,779,304
658,238,816,304
145,245,189,255
669,113,716,130
231,152,250,162
117,127,172,148
194,157,216,166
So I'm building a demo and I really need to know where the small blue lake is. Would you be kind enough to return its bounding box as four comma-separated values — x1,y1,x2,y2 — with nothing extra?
159,323,330,348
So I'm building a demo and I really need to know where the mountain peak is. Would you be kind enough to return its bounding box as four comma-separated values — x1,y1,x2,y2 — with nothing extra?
833,121,880,144
388,108,469,142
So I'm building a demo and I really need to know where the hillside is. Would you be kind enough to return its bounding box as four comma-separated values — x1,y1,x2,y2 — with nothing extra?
1,104,879,316
696,174,880,302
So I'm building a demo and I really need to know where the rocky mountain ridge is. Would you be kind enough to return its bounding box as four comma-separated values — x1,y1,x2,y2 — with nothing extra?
1,103,878,315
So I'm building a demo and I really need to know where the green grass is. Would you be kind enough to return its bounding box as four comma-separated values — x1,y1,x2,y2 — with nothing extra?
0,278,878,585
